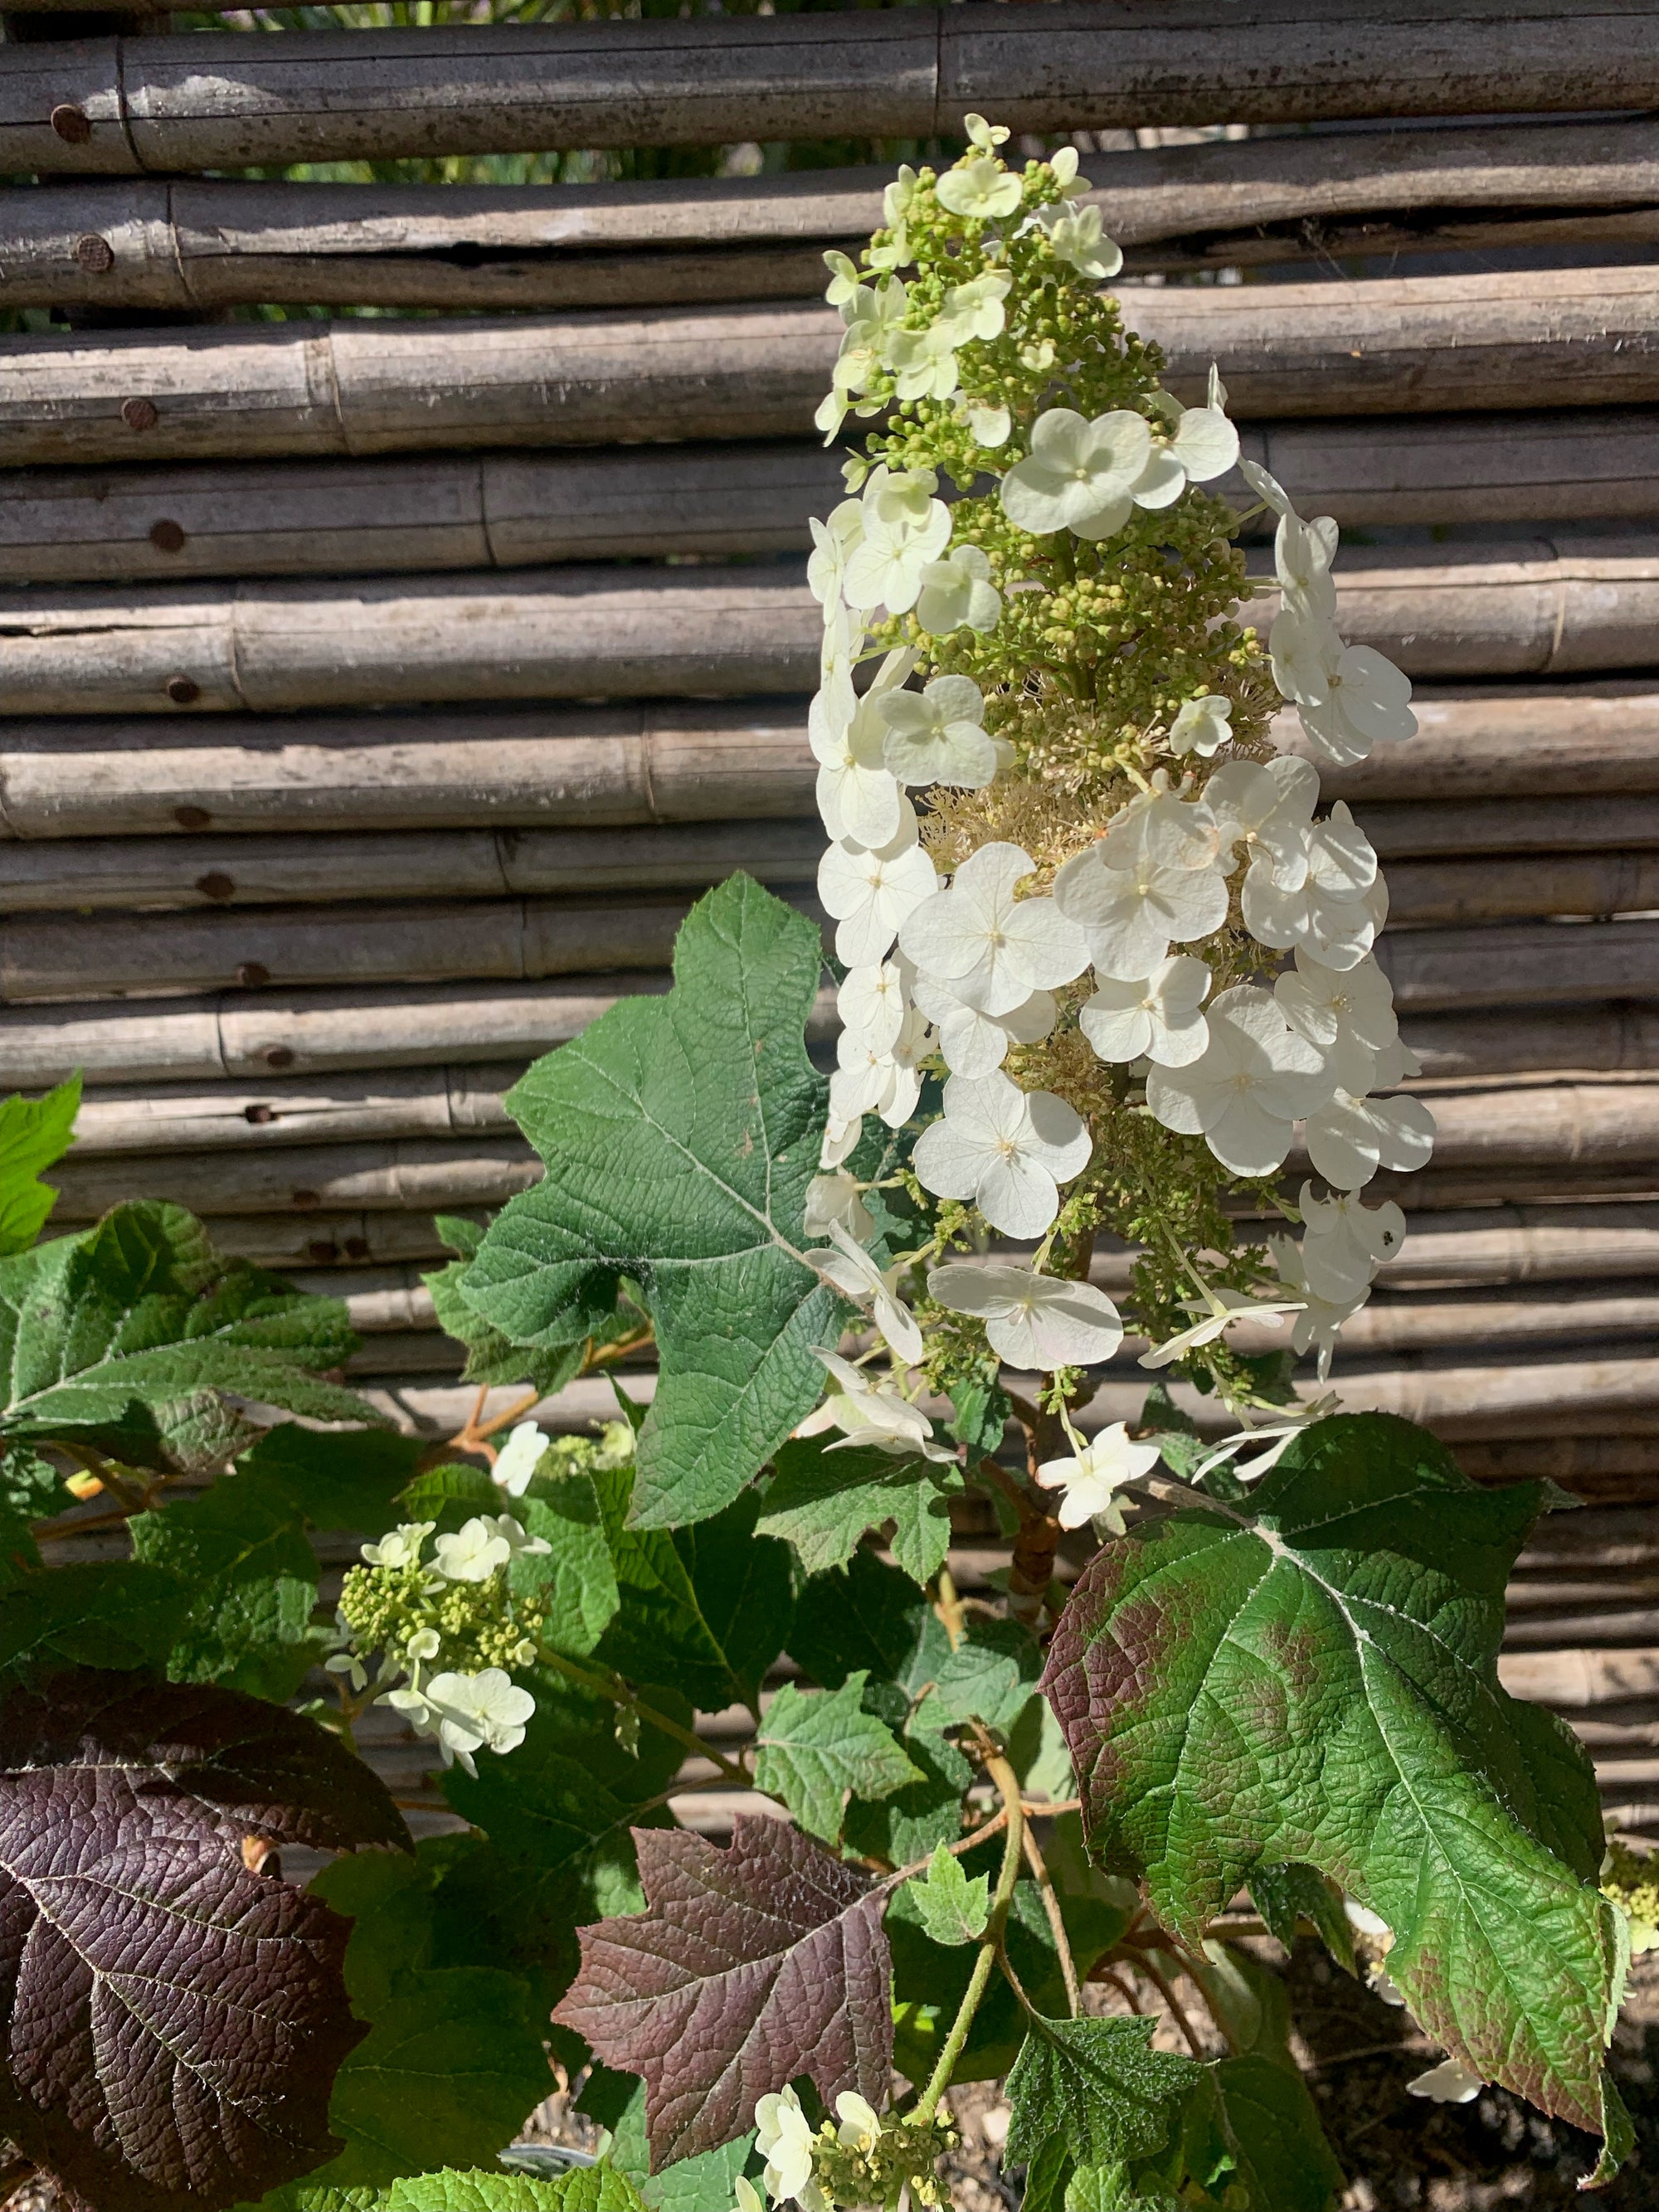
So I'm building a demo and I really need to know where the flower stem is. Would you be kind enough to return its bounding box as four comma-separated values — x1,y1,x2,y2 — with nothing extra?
912,1753,1026,2125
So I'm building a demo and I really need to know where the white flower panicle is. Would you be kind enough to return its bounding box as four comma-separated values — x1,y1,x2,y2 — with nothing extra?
799,119,1431,1450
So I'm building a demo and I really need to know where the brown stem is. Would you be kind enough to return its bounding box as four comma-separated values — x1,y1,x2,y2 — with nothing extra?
1020,1821,1080,2017
1090,1964,1146,2015
1137,1952,1208,2060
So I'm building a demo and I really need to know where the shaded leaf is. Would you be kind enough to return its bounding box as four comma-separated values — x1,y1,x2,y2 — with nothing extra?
0,1203,372,1476
757,1438,962,1589
0,1075,80,1256
0,1559,191,1683
553,1815,892,2167
907,1842,989,1947
399,1461,499,1533
305,1850,552,2189
514,1474,620,1660
1004,2015,1201,2171
425,1253,586,1396
461,880,840,1529
241,1423,424,1533
1248,1864,1355,1976
0,1669,408,2212
934,1616,1042,1735
640,2134,754,2212
752,1671,921,1843
595,1469,791,1711
1194,2056,1343,2212
1042,1412,1624,2145
129,1467,321,1699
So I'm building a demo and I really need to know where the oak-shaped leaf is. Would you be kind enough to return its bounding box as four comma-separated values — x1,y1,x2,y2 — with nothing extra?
757,1437,964,1588
460,878,841,1529
0,1668,411,2212
0,1202,373,1477
552,1814,893,2168
1041,1412,1627,2152
1004,2015,1201,2170
752,1671,922,1844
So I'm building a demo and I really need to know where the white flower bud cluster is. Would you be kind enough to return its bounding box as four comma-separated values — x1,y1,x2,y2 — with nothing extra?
799,124,1437,1455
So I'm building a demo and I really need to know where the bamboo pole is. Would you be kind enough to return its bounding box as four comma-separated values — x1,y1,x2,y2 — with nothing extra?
8,269,1659,469
16,419,1659,587
5,687,1658,842
15,119,1659,308
1378,919,1659,1013
47,1135,543,1219
0,703,818,841
7,7,1659,172
0,443,846,586
0,889,829,1004
0,822,1633,921
0,819,825,914
69,1067,525,1153
0,563,820,714
13,542,1659,716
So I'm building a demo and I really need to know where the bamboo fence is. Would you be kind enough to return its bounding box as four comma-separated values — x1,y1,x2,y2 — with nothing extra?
6,1,1659,1830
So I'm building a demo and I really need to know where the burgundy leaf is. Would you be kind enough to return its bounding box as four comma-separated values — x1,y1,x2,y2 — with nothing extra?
552,1815,893,2166
0,1668,411,2212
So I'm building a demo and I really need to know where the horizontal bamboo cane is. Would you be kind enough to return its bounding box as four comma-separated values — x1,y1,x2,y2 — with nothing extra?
0,819,825,915
41,1079,1659,1217
14,416,1659,586
3,686,1657,841
1377,919,1659,1014
70,1067,525,1154
12,115,1659,305
0,890,830,1004
0,702,817,842
2,818,1643,922
6,7,1657,171
48,1135,544,1220
12,540,1659,715
0,442,847,586
358,1354,1659,1447
7,267,1659,469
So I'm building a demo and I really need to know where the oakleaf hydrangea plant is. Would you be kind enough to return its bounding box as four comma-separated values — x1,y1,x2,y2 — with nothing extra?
0,122,1644,2212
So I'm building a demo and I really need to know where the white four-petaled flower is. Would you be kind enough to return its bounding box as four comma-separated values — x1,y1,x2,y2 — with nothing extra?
809,1218,925,1365
1146,984,1334,1176
1034,1422,1163,1532
1000,407,1174,541
818,817,938,965
489,1421,547,1499
756,2085,830,2212
929,1262,1124,1370
800,1349,956,1462
912,1067,1092,1238
916,543,1002,634
1053,826,1229,983
1081,955,1211,1068
902,841,1090,1016
878,672,1000,788
937,149,1024,222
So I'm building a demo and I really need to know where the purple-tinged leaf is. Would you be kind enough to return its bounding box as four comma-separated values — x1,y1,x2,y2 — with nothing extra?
552,1815,892,2168
0,1668,411,2212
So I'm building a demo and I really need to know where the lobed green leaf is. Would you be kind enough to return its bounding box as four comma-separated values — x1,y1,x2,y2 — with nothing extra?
460,880,840,1530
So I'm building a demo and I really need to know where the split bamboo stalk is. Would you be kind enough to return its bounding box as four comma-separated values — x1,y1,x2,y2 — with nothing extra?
0,965,1642,1088
0,443,847,586
1359,797,1659,863
10,7,1659,173
287,1266,440,1331
16,417,1659,587
1501,1648,1659,1709
0,703,817,841
13,541,1659,715
4,686,1657,842
186,1208,483,1270
1377,920,1659,1014
10,268,1659,469
70,1067,526,1153
362,1355,1659,1447
0,819,825,915
0,975,679,1086
0,563,819,715
47,1136,542,1220
1374,1203,1659,1290
1464,1437,1659,1489
0,889,828,1003
41,1083,1659,1217
15,115,1659,306
1,822,1638,923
